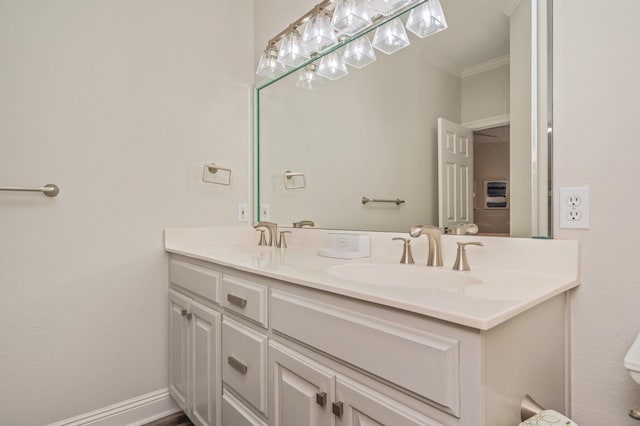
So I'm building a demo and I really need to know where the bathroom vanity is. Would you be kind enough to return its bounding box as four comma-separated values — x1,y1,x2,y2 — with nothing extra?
165,227,579,426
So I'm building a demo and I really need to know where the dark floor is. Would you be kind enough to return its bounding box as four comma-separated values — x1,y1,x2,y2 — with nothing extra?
143,411,194,426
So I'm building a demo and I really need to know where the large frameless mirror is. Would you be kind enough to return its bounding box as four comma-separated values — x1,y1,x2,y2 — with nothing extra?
255,0,552,238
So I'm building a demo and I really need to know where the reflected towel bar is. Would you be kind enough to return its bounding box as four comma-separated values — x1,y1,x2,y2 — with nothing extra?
0,184,60,197
203,163,232,186
362,196,405,206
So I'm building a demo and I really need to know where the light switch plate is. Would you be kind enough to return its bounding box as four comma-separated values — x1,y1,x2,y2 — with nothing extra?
237,203,248,222
260,204,270,220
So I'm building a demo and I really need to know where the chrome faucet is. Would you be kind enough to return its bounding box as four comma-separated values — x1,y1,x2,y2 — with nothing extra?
253,221,278,246
409,225,444,267
293,220,315,228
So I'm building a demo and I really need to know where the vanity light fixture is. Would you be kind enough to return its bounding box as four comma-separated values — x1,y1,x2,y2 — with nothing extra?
367,0,414,17
277,25,310,67
256,0,448,85
301,6,338,52
256,43,287,78
343,35,377,68
316,51,349,80
405,0,447,38
372,18,410,54
296,62,325,91
332,0,372,36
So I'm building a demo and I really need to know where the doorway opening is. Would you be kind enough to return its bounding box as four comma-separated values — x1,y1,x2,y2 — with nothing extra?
473,125,510,235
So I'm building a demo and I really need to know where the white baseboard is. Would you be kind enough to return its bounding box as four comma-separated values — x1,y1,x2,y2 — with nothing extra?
47,388,180,426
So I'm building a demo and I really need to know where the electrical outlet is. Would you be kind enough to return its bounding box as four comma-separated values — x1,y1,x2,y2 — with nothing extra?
559,187,590,229
260,203,270,220
237,202,248,222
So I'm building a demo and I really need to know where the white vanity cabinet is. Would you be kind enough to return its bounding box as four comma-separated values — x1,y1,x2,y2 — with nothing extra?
168,254,568,426
269,340,441,426
169,260,222,426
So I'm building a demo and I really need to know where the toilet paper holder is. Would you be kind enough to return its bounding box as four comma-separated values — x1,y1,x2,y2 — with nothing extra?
521,395,546,421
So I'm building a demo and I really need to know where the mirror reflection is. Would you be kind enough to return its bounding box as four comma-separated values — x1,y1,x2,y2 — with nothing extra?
256,0,550,237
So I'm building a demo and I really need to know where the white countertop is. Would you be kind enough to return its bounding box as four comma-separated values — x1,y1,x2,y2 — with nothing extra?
165,226,580,330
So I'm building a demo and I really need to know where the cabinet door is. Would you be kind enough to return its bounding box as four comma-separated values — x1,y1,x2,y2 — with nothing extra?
269,341,335,426
335,376,444,426
223,391,268,426
169,290,191,412
189,300,222,426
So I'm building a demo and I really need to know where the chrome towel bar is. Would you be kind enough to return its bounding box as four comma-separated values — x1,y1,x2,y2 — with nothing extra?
0,184,60,197
362,196,405,206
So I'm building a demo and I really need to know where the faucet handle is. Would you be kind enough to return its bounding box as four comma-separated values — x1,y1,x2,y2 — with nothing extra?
452,242,484,271
449,223,479,235
277,231,292,248
257,229,268,246
392,237,415,264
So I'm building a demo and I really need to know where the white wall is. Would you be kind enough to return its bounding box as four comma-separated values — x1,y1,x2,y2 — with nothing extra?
0,1,253,424
461,63,510,125
554,1,640,424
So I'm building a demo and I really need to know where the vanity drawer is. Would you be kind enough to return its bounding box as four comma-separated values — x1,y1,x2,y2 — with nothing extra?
222,391,267,426
222,274,268,327
222,316,268,415
169,259,220,304
270,289,461,415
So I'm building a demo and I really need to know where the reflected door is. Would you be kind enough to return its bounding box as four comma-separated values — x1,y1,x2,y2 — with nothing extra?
438,118,474,230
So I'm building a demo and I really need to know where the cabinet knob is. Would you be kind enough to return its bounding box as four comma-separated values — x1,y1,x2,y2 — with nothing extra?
332,401,344,417
316,392,327,407
186,313,193,320
180,309,188,317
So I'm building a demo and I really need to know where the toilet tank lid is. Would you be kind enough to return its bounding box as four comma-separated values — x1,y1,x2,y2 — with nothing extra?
625,333,640,372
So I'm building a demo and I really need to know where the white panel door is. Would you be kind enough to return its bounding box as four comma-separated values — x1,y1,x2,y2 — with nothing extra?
334,376,443,426
169,290,191,413
189,300,221,426
438,118,474,230
269,341,335,426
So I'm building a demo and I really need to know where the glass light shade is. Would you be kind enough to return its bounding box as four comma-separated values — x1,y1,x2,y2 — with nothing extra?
343,36,377,68
372,18,410,54
301,13,338,53
256,46,287,78
277,28,310,67
405,0,448,38
331,0,372,36
366,0,413,17
316,52,349,80
296,64,325,91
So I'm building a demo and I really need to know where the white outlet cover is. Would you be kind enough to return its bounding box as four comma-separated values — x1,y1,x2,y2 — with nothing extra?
559,187,590,229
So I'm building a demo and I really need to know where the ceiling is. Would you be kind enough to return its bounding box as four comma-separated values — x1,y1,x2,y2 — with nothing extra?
413,0,516,75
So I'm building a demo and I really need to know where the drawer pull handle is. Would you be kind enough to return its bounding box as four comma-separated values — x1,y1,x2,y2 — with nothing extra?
316,392,327,407
227,356,248,374
332,401,343,417
227,293,247,308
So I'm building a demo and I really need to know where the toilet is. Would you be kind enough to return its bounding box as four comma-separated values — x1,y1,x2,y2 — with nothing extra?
625,332,640,385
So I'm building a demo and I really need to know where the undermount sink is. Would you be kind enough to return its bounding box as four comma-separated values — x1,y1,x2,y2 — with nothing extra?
328,264,482,288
